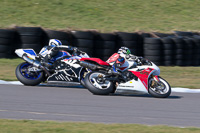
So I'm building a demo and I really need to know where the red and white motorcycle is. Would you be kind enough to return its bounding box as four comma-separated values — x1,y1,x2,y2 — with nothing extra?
79,53,171,98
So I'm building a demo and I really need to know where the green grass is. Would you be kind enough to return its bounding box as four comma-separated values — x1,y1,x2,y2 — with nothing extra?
0,119,200,133
160,66,200,89
0,0,200,32
0,58,23,81
0,58,200,88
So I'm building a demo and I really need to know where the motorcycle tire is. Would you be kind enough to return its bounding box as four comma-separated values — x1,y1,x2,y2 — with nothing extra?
16,62,44,86
116,32,138,41
95,33,116,41
148,76,171,98
0,29,16,39
45,29,71,40
16,27,43,36
84,71,114,95
71,31,94,40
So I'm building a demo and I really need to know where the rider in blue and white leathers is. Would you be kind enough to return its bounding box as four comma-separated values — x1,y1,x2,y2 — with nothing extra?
39,39,85,68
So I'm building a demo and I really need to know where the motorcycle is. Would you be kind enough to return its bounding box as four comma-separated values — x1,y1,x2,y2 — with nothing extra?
15,46,89,86
78,55,171,98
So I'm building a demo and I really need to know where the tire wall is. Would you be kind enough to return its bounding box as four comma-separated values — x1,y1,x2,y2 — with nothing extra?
0,29,16,58
44,29,72,47
144,38,163,66
94,33,117,61
0,27,200,66
16,27,44,53
71,31,94,57
161,38,175,66
116,32,143,57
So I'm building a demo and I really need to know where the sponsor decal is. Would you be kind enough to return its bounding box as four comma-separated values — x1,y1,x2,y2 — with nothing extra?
27,56,33,60
140,68,153,75
118,85,134,88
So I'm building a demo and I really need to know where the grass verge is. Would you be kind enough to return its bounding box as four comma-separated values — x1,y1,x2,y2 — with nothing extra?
1,0,200,32
0,58,200,88
160,66,200,89
0,58,23,81
0,119,200,133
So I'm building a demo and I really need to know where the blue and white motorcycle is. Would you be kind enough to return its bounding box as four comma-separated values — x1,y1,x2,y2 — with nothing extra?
15,46,89,86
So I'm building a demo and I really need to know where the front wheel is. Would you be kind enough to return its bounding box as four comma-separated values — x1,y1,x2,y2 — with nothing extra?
148,76,171,98
16,62,44,86
84,71,114,95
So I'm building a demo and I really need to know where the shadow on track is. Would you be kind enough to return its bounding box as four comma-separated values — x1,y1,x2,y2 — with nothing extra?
109,93,182,99
38,83,85,89
37,84,182,99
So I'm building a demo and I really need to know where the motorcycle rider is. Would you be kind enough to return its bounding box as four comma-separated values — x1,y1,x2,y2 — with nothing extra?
106,47,148,82
40,39,85,68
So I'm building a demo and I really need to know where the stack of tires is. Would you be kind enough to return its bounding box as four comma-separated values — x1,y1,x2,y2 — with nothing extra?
172,37,185,66
153,32,175,38
116,32,141,56
137,33,152,57
144,38,163,66
0,29,16,58
94,33,117,61
71,31,94,57
191,36,200,66
44,29,72,46
161,38,175,66
182,38,194,66
1,27,200,66
16,27,44,53
174,31,194,37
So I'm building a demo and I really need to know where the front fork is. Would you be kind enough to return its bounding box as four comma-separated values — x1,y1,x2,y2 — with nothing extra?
150,75,160,87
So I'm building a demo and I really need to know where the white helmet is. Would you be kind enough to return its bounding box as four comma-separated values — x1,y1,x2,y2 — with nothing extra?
49,39,62,47
117,47,131,57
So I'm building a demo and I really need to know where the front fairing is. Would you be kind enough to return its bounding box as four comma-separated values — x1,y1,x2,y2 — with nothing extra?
47,52,89,83
15,49,37,60
136,62,160,76
116,61,160,93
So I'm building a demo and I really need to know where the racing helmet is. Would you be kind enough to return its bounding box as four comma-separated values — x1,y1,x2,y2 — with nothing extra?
117,47,131,56
49,39,62,47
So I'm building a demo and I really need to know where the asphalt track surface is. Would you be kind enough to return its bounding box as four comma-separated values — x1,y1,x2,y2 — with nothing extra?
0,84,200,128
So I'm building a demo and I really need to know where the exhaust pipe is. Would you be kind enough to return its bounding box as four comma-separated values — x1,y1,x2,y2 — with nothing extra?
22,54,41,67
22,54,51,76
79,61,110,71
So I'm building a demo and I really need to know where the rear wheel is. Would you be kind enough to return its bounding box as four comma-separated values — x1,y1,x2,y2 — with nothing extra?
148,76,171,98
84,71,114,95
16,62,44,86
